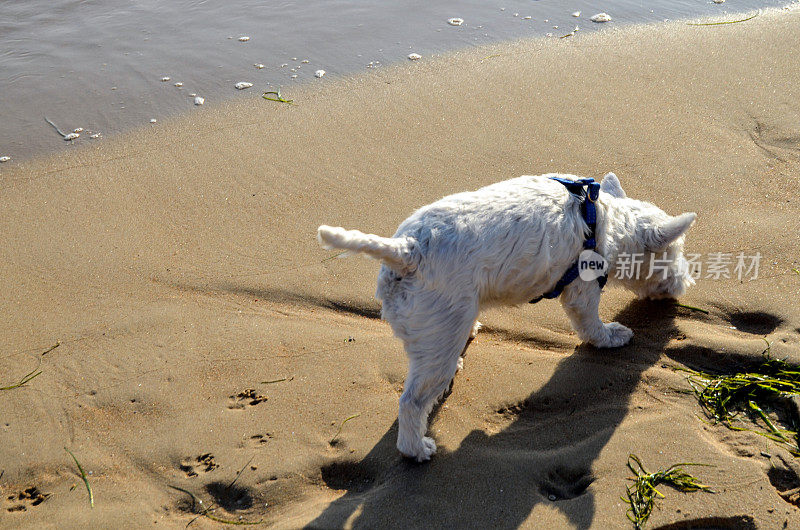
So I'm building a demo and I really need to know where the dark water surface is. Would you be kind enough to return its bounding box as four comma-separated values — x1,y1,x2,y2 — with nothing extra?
0,0,789,162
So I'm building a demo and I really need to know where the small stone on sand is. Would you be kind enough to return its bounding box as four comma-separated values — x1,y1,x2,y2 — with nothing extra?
572,11,581,17
255,63,265,69
408,53,422,60
174,82,183,87
590,13,612,23
73,127,83,133
150,119,157,123
189,93,197,97
447,18,464,26
235,82,253,90
63,133,79,140
90,133,101,139
301,60,309,64
161,76,170,82
194,96,204,105
0,156,10,163
238,36,250,42
315,69,326,78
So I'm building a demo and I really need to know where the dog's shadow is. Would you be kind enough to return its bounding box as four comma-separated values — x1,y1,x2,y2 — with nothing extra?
305,299,718,529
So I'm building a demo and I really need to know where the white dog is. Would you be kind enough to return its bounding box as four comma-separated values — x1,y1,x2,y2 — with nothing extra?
317,173,696,462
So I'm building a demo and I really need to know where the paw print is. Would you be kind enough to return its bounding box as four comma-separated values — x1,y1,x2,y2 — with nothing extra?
179,453,218,477
227,389,267,409
5,486,50,512
244,433,273,448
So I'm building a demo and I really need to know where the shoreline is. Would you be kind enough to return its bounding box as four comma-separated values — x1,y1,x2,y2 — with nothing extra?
1,1,795,165
4,5,792,174
1,4,792,175
1,6,800,528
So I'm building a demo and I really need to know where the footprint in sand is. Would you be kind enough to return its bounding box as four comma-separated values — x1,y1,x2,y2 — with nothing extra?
5,486,50,512
180,453,218,477
227,389,268,410
727,311,783,335
242,433,273,448
320,460,376,494
747,118,800,163
768,454,800,508
538,466,595,501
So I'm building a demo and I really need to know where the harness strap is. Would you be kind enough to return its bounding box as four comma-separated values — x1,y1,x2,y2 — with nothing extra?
529,177,607,304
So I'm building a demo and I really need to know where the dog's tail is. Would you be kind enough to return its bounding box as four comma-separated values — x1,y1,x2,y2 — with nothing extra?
317,225,417,274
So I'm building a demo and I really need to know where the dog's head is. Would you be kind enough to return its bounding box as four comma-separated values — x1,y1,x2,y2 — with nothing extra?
601,173,697,300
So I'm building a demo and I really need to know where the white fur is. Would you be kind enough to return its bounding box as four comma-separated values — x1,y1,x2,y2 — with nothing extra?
317,172,696,461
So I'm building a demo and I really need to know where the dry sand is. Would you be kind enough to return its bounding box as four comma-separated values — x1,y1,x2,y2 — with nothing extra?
2,8,800,529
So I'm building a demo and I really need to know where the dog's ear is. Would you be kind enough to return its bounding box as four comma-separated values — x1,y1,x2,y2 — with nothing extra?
645,212,697,250
600,172,626,198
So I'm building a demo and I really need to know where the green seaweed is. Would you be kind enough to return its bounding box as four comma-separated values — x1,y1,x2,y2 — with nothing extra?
226,456,255,490
623,454,713,529
44,117,70,137
261,376,294,385
65,447,94,508
679,340,800,455
674,302,710,315
262,89,293,104
1,343,59,391
329,413,361,445
321,251,348,263
0,367,41,391
686,12,759,26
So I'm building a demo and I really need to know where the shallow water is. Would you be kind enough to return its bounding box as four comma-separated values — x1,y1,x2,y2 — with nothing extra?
0,0,789,162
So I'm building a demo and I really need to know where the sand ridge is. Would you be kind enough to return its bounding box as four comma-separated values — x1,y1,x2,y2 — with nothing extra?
1,8,800,529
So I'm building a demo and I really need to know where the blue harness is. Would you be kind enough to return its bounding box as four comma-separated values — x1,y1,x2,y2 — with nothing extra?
529,177,607,304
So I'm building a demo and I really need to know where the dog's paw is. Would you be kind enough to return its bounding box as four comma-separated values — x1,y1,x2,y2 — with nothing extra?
397,436,437,462
470,321,482,339
416,437,437,462
593,322,633,348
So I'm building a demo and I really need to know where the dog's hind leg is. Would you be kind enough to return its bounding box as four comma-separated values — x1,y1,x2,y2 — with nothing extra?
455,320,482,373
469,320,482,339
396,305,477,462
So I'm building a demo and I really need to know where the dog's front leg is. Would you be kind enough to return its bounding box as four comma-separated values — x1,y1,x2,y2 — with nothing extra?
559,281,632,348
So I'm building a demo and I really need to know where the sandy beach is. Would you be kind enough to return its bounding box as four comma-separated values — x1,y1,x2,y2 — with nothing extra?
2,7,800,529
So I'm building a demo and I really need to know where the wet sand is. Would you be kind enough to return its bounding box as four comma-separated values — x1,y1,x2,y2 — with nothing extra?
1,7,800,529
0,0,788,162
